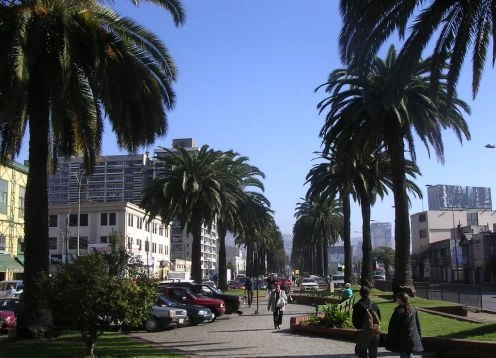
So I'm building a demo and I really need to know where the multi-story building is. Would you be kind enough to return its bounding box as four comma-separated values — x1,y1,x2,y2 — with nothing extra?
0,161,27,280
48,154,152,205
371,222,393,249
48,201,171,278
459,226,496,284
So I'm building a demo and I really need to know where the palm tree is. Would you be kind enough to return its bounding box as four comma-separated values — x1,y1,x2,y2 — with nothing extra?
216,153,265,290
293,196,343,276
0,0,184,336
317,45,470,295
339,0,495,101
141,145,240,283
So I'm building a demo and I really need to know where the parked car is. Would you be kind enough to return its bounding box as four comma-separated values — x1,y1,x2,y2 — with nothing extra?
373,270,386,281
159,286,226,317
275,276,292,287
155,295,215,325
299,277,319,291
254,279,266,290
331,273,345,288
0,280,23,298
162,282,242,314
227,280,245,290
0,297,19,331
146,298,189,332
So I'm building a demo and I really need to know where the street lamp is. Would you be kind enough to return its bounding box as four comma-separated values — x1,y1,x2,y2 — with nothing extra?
71,170,86,257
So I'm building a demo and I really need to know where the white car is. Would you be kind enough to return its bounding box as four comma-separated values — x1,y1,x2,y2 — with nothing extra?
299,277,319,291
331,273,345,288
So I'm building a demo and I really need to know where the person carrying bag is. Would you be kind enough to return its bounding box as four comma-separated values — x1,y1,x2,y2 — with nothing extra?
267,284,287,329
352,286,381,358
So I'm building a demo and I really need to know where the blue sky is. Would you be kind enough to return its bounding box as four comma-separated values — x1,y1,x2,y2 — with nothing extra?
17,1,496,237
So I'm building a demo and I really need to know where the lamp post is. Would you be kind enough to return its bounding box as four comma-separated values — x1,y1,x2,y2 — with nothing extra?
72,170,85,257
254,243,259,314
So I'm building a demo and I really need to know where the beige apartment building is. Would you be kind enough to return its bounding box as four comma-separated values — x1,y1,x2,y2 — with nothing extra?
0,161,27,280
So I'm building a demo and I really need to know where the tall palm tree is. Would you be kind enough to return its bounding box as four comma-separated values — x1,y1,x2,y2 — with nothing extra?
0,0,184,336
339,0,495,101
141,145,239,284
216,153,265,290
293,196,343,276
317,45,470,295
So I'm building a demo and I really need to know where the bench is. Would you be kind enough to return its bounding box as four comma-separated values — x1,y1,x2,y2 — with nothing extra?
315,295,355,314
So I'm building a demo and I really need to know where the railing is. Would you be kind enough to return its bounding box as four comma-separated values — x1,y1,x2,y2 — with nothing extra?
415,282,496,311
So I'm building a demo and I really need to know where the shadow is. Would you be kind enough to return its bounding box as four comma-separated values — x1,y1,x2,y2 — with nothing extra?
437,322,496,339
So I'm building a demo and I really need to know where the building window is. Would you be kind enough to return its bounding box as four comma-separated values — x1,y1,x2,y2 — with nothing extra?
18,186,25,218
418,213,426,222
152,242,157,253
69,214,78,226
145,241,149,252
137,217,143,229
49,237,57,250
80,214,88,226
0,179,8,214
49,215,58,227
100,236,108,244
159,244,163,254
101,212,116,226
137,239,142,251
419,229,427,238
128,214,134,227
127,237,133,250
467,212,478,226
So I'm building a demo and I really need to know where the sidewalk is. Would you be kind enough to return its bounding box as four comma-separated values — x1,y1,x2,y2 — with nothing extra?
129,297,436,358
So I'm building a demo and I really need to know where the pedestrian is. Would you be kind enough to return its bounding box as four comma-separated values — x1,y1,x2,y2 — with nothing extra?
266,274,276,294
341,282,353,301
5,284,17,297
245,276,254,307
267,284,287,329
352,286,381,358
386,292,423,358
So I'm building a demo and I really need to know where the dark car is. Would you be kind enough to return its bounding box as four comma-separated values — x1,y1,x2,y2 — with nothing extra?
146,297,189,332
0,297,18,331
156,295,215,325
162,282,242,314
159,286,226,317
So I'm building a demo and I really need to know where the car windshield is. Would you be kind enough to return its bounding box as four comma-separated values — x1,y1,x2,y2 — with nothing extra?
332,275,344,281
158,295,176,306
302,278,315,283
205,285,222,294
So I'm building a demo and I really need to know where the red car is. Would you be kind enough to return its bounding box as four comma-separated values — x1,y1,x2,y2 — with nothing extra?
0,297,18,331
160,286,226,317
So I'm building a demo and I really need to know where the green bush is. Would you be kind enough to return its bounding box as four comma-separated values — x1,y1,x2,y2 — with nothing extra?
314,304,351,328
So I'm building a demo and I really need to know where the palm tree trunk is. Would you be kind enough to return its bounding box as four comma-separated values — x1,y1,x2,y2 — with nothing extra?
360,199,373,287
388,134,415,296
16,73,50,338
323,240,329,276
217,225,228,290
342,191,352,283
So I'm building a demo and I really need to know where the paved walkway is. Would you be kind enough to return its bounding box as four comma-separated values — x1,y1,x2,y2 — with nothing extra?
129,296,436,358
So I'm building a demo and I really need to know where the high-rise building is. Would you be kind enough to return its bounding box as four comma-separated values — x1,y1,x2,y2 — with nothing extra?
370,222,392,249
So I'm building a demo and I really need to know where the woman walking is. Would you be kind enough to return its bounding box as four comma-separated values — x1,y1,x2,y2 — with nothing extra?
387,292,423,358
267,284,287,329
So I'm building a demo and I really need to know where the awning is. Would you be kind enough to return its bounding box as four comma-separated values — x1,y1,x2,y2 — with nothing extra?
15,254,24,265
0,254,24,272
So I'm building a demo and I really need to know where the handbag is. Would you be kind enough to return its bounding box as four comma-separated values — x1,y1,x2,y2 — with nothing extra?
276,296,285,308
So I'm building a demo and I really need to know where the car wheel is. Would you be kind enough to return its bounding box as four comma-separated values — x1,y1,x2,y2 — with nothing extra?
145,317,161,332
189,316,199,326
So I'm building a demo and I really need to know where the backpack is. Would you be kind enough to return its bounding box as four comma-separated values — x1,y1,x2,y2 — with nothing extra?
361,303,380,334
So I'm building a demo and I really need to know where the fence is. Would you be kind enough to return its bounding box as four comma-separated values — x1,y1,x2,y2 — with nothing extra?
414,282,495,311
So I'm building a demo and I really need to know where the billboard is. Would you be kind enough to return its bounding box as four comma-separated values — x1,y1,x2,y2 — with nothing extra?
427,185,492,210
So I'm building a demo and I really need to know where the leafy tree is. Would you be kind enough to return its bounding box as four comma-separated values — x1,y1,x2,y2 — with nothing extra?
372,245,395,279
45,253,156,357
0,0,184,336
317,45,469,295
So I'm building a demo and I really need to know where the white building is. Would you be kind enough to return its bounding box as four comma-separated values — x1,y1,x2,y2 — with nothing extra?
370,222,392,249
48,201,171,278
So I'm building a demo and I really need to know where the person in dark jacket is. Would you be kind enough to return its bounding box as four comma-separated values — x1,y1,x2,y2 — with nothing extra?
352,286,381,358
387,292,423,358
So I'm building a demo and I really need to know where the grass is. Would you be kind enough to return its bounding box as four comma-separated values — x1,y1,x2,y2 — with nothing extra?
374,296,496,342
1,331,182,358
